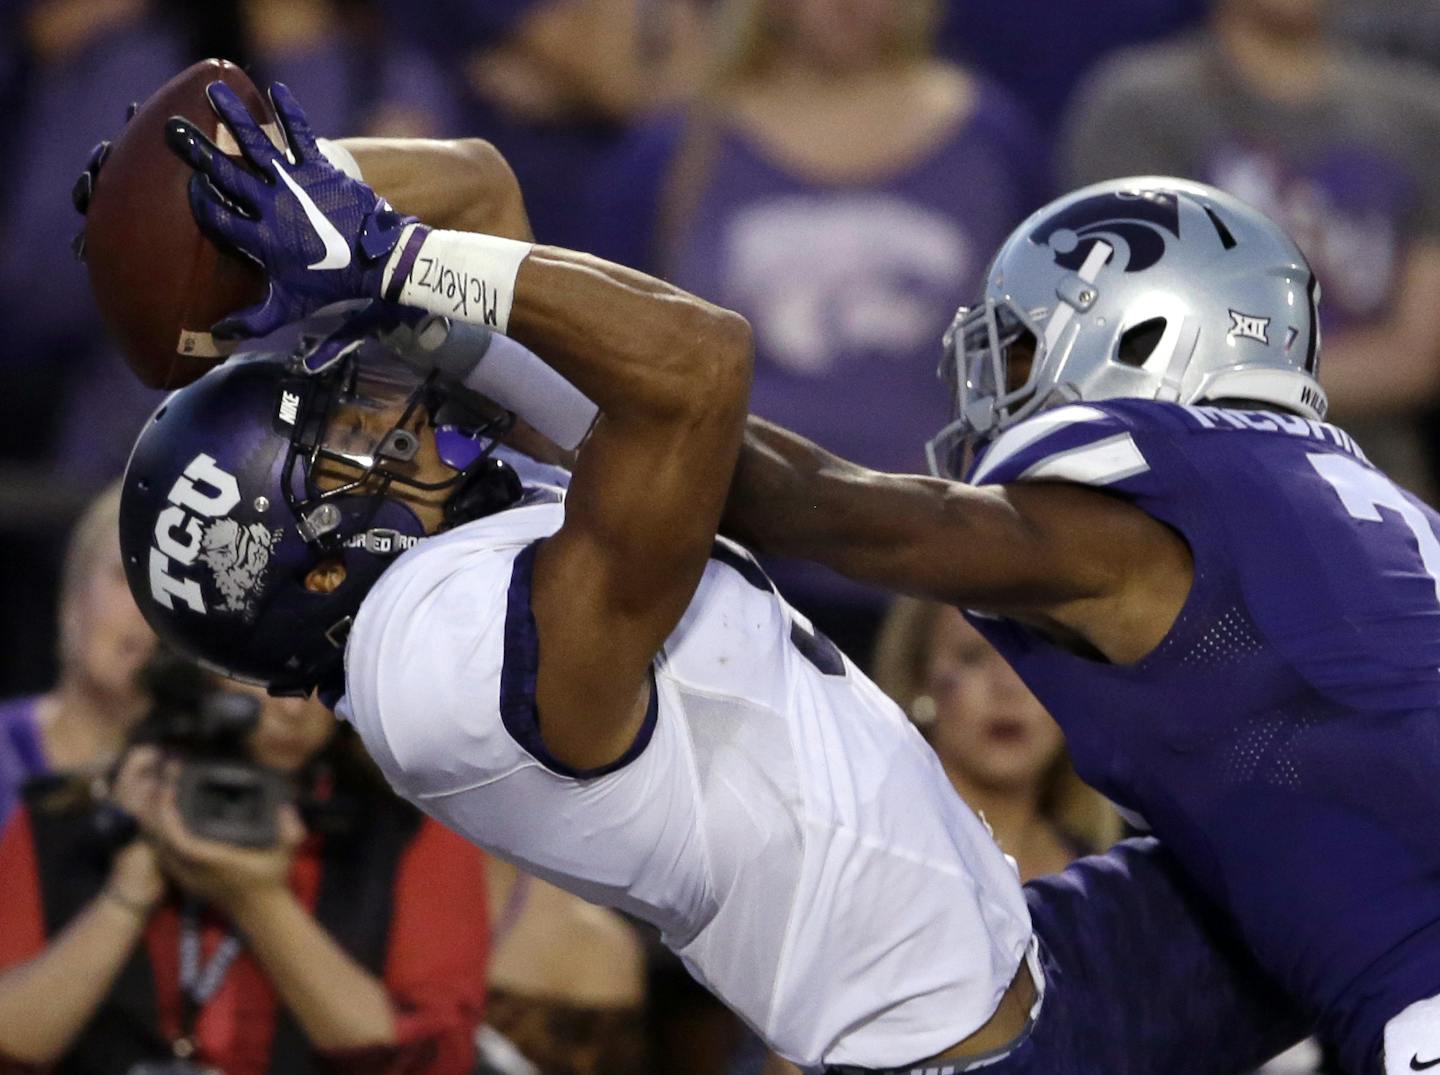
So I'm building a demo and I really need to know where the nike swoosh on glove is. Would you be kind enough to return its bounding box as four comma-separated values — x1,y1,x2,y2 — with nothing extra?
165,81,422,340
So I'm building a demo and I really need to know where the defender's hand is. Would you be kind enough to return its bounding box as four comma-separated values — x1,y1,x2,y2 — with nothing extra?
70,100,137,260
165,81,418,340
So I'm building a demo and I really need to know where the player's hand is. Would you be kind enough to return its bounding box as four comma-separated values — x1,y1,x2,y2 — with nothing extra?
70,100,137,261
165,81,419,340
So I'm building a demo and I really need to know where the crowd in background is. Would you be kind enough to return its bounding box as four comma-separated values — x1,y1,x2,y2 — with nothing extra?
1,0,1439,1071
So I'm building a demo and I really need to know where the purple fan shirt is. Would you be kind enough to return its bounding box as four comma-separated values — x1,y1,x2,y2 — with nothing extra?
587,80,1048,615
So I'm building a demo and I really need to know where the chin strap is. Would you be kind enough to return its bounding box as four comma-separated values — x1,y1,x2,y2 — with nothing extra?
340,528,425,555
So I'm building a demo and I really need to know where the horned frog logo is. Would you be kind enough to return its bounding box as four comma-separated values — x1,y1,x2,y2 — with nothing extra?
199,517,276,617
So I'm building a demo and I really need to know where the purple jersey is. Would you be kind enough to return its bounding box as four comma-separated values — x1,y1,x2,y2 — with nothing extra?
964,399,1440,1072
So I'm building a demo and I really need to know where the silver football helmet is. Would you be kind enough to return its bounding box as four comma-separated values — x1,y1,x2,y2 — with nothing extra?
927,176,1326,478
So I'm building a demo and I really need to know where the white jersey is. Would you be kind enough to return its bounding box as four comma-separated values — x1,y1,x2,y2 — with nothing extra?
338,496,1031,1068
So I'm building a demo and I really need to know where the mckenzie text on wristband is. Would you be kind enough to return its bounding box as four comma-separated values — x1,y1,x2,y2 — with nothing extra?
382,227,532,334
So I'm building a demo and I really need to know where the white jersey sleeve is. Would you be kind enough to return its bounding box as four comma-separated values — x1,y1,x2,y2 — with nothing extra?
338,497,1032,1069
339,498,710,937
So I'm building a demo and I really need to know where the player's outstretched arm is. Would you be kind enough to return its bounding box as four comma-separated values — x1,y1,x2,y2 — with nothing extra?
168,81,754,770
342,150,755,772
725,417,1191,664
514,255,753,769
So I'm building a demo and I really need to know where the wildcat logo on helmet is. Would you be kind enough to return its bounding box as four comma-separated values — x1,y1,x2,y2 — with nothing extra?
1030,189,1180,274
149,452,273,618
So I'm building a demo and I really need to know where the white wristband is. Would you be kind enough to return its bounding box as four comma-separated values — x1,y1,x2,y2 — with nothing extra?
382,227,532,334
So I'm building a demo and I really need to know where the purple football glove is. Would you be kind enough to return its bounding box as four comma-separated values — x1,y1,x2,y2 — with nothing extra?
71,101,138,261
290,301,434,375
165,81,419,340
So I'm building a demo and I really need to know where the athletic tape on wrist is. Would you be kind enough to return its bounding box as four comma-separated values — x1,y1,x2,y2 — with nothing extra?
382,227,532,333
411,318,597,451
461,332,598,451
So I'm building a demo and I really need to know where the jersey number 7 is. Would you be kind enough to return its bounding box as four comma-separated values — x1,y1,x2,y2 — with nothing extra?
1309,453,1440,603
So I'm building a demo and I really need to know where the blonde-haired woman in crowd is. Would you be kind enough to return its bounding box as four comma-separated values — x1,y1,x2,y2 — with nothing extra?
589,0,1050,663
0,482,155,823
872,598,1122,880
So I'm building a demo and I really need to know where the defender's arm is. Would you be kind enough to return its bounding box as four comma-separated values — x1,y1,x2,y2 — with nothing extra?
725,418,1191,664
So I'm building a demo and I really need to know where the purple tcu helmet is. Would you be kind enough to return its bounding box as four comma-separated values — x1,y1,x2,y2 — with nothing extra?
119,349,520,694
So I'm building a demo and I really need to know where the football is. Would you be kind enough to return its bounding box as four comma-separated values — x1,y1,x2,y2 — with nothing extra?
83,58,280,389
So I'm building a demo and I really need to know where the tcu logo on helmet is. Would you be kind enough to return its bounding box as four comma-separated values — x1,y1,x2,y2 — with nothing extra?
149,453,242,614
1030,189,1180,274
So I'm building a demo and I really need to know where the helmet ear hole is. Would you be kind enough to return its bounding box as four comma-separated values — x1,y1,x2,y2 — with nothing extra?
1117,318,1167,367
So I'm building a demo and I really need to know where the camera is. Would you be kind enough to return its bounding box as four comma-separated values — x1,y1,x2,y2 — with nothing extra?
131,656,293,848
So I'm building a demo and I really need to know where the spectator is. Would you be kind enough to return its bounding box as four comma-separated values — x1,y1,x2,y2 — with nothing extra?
0,0,178,696
1328,0,1440,76
480,857,646,1075
871,598,1122,879
934,0,1207,137
591,0,1049,660
380,0,702,248
231,0,463,138
0,483,154,826
1063,0,1440,500
0,664,489,1073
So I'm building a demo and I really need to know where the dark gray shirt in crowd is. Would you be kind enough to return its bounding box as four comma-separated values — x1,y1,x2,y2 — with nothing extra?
1065,35,1440,332
1061,34,1440,491
1329,0,1440,75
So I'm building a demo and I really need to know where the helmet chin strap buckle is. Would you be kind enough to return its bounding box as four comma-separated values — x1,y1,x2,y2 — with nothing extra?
300,503,343,542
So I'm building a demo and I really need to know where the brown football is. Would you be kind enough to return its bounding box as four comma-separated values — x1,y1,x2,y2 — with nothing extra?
84,59,281,389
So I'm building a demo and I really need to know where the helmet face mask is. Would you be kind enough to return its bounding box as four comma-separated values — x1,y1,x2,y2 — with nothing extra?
281,353,507,549
927,177,1328,479
928,301,1050,476
121,348,519,695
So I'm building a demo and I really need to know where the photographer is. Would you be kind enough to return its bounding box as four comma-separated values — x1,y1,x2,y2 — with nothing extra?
0,482,155,826
0,664,490,1074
